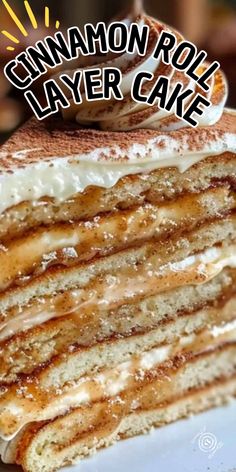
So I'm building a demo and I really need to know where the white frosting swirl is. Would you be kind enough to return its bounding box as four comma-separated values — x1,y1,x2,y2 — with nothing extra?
58,14,228,131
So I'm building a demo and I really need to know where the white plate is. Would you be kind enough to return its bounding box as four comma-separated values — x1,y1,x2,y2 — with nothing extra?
2,401,236,472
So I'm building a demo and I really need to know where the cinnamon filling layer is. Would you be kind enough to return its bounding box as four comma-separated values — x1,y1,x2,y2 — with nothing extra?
0,187,235,293
0,319,236,440
1,160,236,246
1,243,236,341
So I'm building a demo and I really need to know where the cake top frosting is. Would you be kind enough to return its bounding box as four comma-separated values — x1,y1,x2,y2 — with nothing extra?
0,109,234,217
0,109,235,170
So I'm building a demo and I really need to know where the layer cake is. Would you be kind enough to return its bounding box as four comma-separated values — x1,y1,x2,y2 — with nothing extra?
0,11,236,472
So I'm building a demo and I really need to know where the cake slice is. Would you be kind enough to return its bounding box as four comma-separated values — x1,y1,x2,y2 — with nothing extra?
0,106,235,472
0,3,236,467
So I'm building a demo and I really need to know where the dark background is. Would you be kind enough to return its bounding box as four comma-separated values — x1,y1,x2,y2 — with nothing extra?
0,0,236,142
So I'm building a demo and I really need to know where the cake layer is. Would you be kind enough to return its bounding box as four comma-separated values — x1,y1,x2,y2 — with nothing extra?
0,318,236,440
0,187,235,292
0,234,236,342
0,269,236,383
1,152,236,242
0,215,236,315
2,346,236,472
16,377,236,472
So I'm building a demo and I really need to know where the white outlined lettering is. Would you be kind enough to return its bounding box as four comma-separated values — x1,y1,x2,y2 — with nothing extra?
3,23,220,126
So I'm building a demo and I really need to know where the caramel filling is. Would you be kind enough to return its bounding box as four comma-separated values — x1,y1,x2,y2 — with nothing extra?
1,243,236,341
0,320,236,440
0,187,235,293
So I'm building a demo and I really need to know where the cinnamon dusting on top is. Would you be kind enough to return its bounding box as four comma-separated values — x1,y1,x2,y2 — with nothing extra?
0,111,235,173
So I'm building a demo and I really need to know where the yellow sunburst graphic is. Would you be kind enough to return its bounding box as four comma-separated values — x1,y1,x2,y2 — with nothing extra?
1,0,61,51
